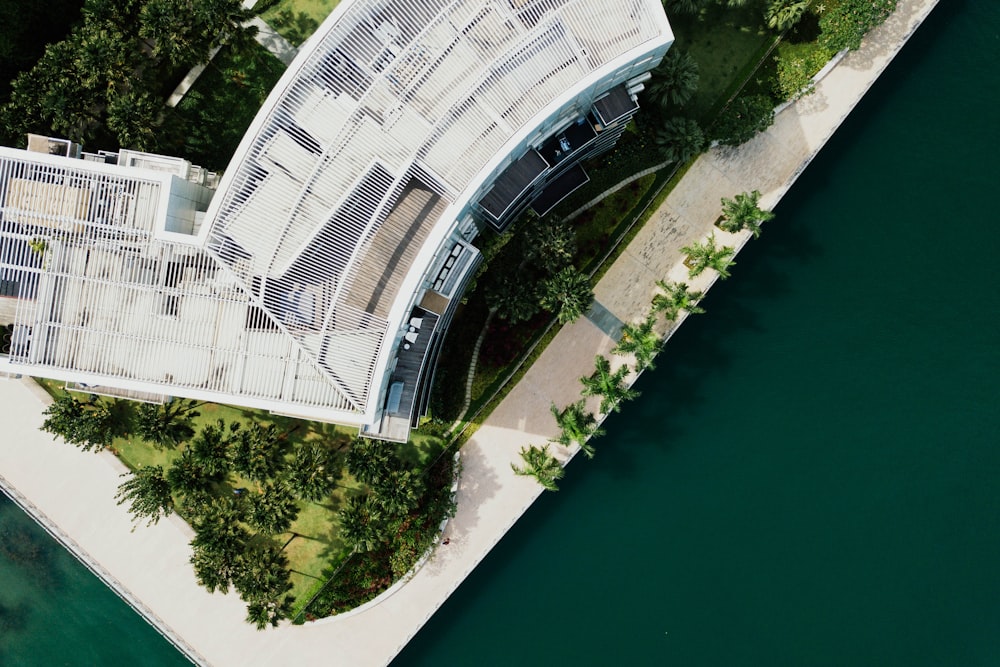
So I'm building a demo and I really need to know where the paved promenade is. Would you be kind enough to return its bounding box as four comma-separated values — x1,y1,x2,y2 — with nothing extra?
0,1,939,664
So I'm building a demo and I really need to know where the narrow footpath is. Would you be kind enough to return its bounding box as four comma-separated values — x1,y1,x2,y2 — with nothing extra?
166,4,298,107
0,1,940,665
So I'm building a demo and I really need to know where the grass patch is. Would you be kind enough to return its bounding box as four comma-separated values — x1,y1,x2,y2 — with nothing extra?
673,0,774,120
572,174,657,268
259,0,341,45
428,295,491,422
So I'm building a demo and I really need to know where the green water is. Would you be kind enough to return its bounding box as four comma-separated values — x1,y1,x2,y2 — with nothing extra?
397,3,1000,665
0,497,191,666
2,2,997,665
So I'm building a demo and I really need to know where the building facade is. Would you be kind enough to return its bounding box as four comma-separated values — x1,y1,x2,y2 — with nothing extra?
0,0,672,441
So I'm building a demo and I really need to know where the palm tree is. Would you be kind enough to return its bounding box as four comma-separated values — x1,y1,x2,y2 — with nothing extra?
550,401,604,459
134,399,200,448
245,594,294,631
40,392,116,452
539,266,593,324
524,217,576,274
139,0,260,68
484,270,540,324
286,443,341,503
244,482,298,536
106,88,160,151
612,314,663,372
233,542,294,630
655,117,706,164
719,190,775,238
228,421,286,483
188,419,231,480
346,437,397,488
372,468,424,517
339,494,387,552
664,0,713,15
681,234,736,279
580,355,640,415
645,49,700,109
511,444,564,492
115,465,173,528
652,280,706,321
189,497,249,593
166,448,214,497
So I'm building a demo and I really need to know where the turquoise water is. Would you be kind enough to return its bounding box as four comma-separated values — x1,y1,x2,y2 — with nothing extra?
2,2,998,665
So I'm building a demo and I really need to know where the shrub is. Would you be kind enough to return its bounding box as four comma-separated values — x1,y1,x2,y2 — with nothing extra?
710,94,775,146
819,0,897,52
775,41,833,101
766,0,809,31
654,117,706,164
644,49,700,110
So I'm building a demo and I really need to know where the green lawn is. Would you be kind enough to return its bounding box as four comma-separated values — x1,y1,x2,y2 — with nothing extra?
671,1,775,119
259,0,342,46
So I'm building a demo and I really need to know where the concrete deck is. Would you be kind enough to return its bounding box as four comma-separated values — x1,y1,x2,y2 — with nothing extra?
0,0,940,664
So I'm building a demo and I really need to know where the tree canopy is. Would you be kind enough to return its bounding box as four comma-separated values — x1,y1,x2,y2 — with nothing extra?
286,443,341,503
40,393,116,452
550,401,604,459
613,314,663,372
652,280,705,321
719,190,775,238
681,233,736,279
511,444,564,492
539,267,594,324
655,117,706,164
115,465,174,528
580,355,640,415
710,94,775,147
0,0,268,150
645,49,700,109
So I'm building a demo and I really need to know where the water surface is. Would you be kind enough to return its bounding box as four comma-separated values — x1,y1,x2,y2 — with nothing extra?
397,3,1000,665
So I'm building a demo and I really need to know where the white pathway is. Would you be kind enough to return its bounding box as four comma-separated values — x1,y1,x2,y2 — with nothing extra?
166,6,298,108
0,1,940,665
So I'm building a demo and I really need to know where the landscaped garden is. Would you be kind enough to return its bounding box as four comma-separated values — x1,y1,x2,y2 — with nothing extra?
0,0,274,153
3,0,904,627
32,379,453,627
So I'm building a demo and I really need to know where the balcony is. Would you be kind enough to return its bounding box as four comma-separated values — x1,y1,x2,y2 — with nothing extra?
537,121,598,166
478,149,548,222
593,84,639,126
530,164,590,217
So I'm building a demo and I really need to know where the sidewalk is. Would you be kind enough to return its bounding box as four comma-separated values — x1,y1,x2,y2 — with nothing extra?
0,1,940,665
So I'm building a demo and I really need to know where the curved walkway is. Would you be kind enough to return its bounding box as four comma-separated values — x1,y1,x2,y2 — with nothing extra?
0,1,940,664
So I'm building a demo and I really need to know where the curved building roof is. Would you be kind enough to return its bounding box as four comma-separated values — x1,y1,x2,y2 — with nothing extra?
198,0,672,421
0,1,671,432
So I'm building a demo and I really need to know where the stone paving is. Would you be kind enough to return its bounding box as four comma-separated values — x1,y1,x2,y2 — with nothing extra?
0,1,940,665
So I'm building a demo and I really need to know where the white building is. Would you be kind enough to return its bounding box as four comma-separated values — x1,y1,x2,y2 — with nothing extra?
0,0,672,441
